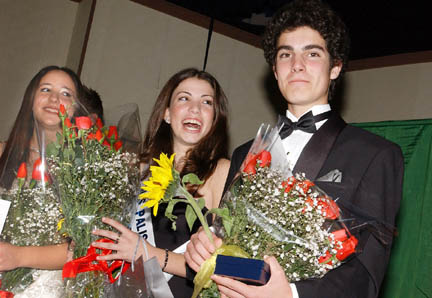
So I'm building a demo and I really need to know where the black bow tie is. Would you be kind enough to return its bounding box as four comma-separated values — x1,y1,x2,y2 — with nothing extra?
278,111,332,139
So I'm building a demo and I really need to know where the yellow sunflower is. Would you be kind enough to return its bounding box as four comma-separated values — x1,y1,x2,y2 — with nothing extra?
140,153,175,216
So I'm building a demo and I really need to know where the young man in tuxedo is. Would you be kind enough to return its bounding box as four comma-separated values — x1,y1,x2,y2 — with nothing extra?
185,0,404,297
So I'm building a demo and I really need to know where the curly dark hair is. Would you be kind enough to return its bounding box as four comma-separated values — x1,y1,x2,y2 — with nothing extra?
262,0,350,97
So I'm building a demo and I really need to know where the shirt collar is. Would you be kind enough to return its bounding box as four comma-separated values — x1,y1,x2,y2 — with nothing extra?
286,104,331,122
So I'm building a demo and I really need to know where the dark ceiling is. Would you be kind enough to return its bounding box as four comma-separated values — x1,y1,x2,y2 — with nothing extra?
166,0,431,60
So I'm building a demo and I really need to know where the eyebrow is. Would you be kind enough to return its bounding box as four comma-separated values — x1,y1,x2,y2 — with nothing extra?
176,91,214,98
276,44,326,52
39,82,74,91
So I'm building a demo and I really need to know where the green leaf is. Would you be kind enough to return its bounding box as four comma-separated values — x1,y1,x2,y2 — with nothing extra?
182,173,203,186
185,204,197,232
209,207,233,237
45,142,58,158
164,198,184,230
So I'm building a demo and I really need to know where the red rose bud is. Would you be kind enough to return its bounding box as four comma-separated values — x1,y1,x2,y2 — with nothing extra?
318,251,333,265
114,140,123,151
331,229,348,242
107,126,118,140
17,162,27,179
95,129,104,142
69,128,78,139
297,180,314,192
96,118,104,129
32,159,50,182
86,132,95,140
321,198,340,219
282,176,297,193
336,236,358,261
243,160,257,175
59,104,66,116
257,150,271,167
65,117,72,128
103,139,111,149
76,116,93,130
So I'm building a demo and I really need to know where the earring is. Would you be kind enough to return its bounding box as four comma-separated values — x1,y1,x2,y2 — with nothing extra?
165,117,170,124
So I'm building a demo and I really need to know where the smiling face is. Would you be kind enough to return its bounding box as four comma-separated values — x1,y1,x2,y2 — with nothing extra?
164,77,215,155
32,70,76,130
273,26,342,117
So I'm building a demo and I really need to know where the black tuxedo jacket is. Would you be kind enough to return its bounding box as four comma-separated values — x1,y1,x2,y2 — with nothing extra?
223,114,404,298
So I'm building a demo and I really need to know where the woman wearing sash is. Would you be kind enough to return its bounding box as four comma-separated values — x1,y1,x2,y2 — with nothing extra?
93,67,230,297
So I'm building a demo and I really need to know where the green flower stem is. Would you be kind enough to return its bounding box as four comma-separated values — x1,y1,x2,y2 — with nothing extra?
178,186,215,246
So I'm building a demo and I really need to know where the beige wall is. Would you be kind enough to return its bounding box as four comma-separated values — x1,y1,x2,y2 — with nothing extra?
1,0,431,152
341,62,432,123
0,0,78,140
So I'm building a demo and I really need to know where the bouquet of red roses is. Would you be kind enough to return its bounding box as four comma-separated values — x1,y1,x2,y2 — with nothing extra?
45,104,141,297
197,124,358,297
0,151,64,296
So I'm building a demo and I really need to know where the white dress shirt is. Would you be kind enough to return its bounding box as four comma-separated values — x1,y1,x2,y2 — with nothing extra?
282,104,331,298
282,104,331,171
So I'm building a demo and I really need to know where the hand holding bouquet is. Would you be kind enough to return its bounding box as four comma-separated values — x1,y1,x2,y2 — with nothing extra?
0,158,64,295
198,124,358,297
45,104,141,297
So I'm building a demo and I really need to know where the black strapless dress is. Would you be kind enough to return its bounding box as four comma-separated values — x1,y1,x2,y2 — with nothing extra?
153,202,212,298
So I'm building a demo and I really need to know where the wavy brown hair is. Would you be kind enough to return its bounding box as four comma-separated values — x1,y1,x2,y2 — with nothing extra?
262,0,350,99
0,66,85,189
141,68,229,190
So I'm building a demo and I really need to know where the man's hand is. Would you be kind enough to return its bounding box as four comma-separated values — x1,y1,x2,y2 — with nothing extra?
184,227,223,272
212,256,292,298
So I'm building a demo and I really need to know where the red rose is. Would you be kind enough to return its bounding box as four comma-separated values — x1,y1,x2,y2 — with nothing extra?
59,104,66,116
95,129,104,142
65,117,72,128
69,128,78,139
32,159,50,182
320,197,340,219
336,236,358,261
331,229,348,242
297,180,315,192
107,126,118,140
86,132,95,140
243,159,257,175
102,139,111,149
113,140,123,151
17,162,27,179
282,176,297,193
257,150,271,167
75,116,93,130
96,118,104,129
242,150,272,175
318,251,333,265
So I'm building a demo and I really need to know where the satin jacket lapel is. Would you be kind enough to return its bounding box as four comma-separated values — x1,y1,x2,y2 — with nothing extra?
293,114,346,180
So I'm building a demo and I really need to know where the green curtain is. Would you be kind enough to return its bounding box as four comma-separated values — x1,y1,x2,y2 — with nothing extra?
353,119,432,298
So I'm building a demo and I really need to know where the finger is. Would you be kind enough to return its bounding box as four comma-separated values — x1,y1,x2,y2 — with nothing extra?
264,256,285,277
92,229,120,241
217,284,245,298
192,238,213,264
96,253,122,262
197,229,217,253
184,249,201,272
91,241,118,251
212,275,254,297
101,217,130,234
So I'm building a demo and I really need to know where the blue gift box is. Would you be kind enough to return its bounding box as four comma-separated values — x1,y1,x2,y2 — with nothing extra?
214,255,270,286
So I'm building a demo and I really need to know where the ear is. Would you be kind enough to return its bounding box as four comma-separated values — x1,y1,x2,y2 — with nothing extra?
330,60,342,80
273,65,278,80
164,108,170,124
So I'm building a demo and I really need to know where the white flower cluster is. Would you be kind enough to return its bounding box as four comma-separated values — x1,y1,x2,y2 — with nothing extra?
47,144,140,257
223,167,343,281
0,185,64,246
